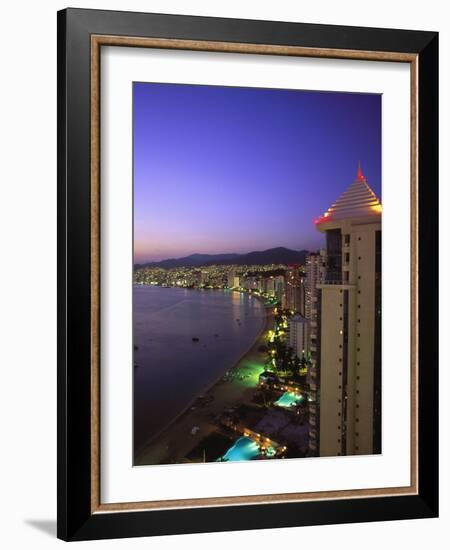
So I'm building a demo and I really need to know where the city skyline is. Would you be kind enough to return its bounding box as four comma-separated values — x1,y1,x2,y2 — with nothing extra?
133,83,381,264
134,169,383,463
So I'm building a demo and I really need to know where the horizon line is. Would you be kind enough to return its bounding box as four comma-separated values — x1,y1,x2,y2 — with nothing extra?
134,246,320,265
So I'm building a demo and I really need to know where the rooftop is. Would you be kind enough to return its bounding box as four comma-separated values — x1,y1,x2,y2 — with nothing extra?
314,163,382,227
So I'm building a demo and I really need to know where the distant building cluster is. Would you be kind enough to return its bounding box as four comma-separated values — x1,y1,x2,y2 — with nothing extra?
135,262,286,297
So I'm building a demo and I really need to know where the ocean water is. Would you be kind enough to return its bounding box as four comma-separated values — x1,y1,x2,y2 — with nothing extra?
133,285,266,452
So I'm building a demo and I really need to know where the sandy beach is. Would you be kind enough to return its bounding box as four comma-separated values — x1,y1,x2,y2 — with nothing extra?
135,303,274,466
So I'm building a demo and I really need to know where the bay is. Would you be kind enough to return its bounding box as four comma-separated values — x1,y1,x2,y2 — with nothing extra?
133,285,266,452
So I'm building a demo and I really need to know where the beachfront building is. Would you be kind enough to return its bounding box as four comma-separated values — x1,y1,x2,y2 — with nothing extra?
305,253,325,324
264,275,284,302
314,163,382,457
285,266,306,315
227,269,240,289
274,275,285,303
244,276,267,294
287,314,309,360
200,270,209,286
304,251,325,454
264,276,275,296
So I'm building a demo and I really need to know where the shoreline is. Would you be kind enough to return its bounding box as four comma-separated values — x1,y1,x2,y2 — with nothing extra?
134,293,274,465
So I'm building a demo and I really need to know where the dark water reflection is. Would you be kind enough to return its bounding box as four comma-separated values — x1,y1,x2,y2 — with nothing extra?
133,285,265,452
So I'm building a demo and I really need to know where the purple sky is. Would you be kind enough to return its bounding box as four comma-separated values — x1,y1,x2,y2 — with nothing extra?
134,83,381,263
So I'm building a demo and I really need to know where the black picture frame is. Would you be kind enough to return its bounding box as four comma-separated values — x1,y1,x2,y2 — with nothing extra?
57,7,438,541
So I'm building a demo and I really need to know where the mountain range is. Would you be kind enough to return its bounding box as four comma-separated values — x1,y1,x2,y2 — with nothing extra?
135,247,309,269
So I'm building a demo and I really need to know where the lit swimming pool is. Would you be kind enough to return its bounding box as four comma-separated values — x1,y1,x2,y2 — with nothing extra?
274,391,303,408
220,436,260,462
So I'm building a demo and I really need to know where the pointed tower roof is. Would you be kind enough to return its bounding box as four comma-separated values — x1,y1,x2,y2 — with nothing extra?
314,163,381,228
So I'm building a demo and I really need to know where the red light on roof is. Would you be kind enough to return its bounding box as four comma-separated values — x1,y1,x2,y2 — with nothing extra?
357,160,365,182
314,214,330,225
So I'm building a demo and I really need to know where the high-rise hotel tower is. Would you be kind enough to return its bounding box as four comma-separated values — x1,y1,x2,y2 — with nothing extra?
285,266,306,316
314,164,382,457
305,251,325,454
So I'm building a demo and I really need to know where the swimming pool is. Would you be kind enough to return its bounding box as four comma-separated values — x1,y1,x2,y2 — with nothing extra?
220,436,261,462
274,391,303,408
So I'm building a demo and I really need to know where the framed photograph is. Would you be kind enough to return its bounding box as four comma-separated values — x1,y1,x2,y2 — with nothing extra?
57,8,438,541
